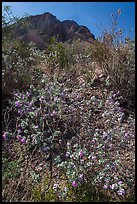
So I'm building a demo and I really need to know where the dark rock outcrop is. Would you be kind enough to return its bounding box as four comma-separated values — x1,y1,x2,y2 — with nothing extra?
10,12,95,49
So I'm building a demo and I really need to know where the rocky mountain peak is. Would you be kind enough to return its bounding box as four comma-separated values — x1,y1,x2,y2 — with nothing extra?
9,12,95,49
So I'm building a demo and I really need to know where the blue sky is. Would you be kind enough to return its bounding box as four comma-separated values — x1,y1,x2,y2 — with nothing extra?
2,2,135,40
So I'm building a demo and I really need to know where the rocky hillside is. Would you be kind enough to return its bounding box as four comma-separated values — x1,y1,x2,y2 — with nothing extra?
9,12,95,49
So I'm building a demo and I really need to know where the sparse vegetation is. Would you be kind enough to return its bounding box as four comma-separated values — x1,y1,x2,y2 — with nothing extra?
2,6,135,202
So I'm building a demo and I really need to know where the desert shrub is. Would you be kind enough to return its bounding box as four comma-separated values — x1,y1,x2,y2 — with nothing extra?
2,38,46,131
90,40,111,66
2,38,46,94
90,9,135,108
5,75,85,150
47,38,71,73
2,6,46,97
103,40,135,108
47,38,92,76
53,90,135,202
2,152,21,186
69,40,92,63
3,74,135,201
2,6,47,135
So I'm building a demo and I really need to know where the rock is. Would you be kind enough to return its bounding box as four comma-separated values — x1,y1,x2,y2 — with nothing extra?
8,12,95,49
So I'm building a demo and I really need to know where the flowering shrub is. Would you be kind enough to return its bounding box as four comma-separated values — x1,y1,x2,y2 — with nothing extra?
10,75,87,153
55,88,134,201
3,73,134,201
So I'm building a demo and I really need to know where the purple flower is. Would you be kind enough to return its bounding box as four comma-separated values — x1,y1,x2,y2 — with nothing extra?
18,129,22,133
118,189,125,196
110,184,115,190
18,109,23,114
102,132,108,140
72,181,78,187
91,155,96,160
27,92,31,97
28,102,33,107
125,133,128,137
15,101,21,107
42,146,50,152
109,144,113,150
105,178,110,183
2,132,8,140
79,150,84,158
80,159,85,163
54,97,58,102
117,107,124,112
102,145,106,150
36,112,39,117
21,94,25,99
124,132,129,139
16,135,21,140
20,138,26,143
14,93,19,97
50,111,57,116
103,185,108,189
35,125,39,129
91,139,96,144
79,174,84,181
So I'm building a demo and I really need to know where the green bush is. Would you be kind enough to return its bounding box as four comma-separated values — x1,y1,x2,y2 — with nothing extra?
47,39,71,74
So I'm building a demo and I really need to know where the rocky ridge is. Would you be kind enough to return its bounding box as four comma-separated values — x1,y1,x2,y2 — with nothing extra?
10,12,95,49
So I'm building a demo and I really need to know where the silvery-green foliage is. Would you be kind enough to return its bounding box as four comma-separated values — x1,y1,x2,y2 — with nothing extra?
6,73,134,201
